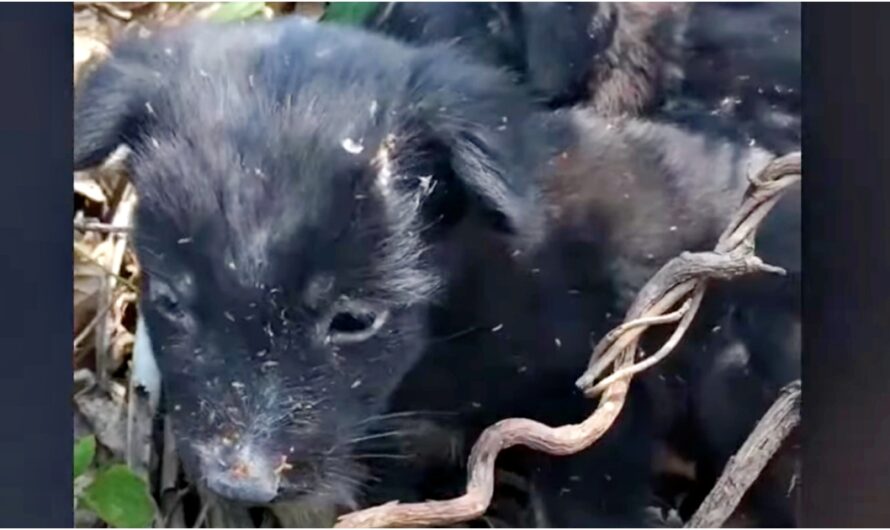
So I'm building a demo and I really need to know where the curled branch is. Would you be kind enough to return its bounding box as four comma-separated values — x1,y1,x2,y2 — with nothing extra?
336,152,801,528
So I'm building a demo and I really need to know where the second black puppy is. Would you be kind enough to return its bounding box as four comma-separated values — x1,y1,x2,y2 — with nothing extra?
366,2,802,153
365,2,688,115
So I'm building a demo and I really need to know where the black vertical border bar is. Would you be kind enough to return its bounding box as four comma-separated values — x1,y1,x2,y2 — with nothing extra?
803,3,890,527
0,3,74,527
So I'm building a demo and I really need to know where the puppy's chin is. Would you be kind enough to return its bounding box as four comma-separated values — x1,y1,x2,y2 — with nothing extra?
271,479,360,527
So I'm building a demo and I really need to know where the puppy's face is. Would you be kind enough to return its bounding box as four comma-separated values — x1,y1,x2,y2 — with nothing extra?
74,19,543,506
134,133,436,506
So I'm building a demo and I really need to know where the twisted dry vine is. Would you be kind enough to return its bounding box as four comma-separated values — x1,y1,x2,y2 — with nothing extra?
335,152,802,528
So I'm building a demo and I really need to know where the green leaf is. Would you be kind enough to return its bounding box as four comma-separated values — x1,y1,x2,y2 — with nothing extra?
208,2,267,23
73,435,96,479
322,2,379,25
81,465,156,528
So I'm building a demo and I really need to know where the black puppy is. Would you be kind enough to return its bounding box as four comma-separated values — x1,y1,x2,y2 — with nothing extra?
75,16,550,512
74,15,799,527
374,109,796,527
366,3,802,522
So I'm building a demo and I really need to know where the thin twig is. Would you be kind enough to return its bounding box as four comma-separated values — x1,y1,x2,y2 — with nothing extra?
588,285,705,395
160,416,186,528
583,299,692,380
161,488,191,528
125,383,156,483
73,298,116,350
686,380,802,528
193,497,212,529
335,152,801,528
94,273,111,390
74,219,133,234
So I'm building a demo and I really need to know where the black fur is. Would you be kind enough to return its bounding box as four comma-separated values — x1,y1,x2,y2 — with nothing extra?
661,2,801,153
365,2,801,152
365,2,686,115
74,15,801,527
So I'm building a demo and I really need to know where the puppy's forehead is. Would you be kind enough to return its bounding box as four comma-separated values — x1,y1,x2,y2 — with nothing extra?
131,21,426,291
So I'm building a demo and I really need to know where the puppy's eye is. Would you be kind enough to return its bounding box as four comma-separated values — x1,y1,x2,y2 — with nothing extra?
330,311,375,333
156,292,183,319
326,301,389,345
148,279,187,322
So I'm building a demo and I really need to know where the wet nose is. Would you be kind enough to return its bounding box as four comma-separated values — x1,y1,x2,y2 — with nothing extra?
202,444,280,504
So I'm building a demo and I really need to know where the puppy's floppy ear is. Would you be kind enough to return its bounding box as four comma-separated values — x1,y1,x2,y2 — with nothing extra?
74,36,168,170
401,48,549,248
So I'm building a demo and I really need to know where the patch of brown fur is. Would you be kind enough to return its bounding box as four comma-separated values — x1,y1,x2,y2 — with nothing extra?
587,3,691,117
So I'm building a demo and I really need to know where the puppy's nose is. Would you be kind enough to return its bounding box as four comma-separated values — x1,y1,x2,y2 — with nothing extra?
202,444,281,504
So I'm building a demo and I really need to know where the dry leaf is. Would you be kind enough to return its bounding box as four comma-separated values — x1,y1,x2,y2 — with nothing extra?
110,328,135,370
74,172,108,204
73,33,109,86
293,2,325,21
92,2,135,20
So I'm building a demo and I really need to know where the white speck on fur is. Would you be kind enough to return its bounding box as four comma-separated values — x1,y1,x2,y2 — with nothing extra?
418,175,435,196
341,137,364,155
373,138,394,196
